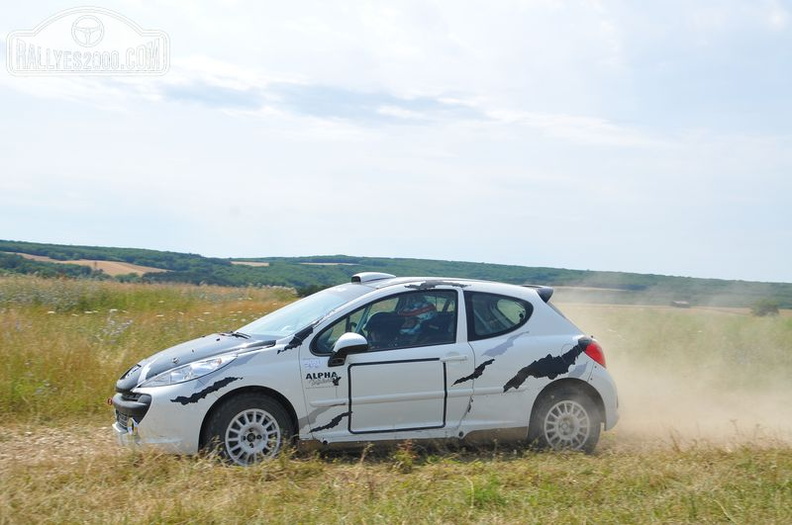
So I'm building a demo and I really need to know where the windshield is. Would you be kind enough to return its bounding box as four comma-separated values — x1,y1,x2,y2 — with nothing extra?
236,285,371,339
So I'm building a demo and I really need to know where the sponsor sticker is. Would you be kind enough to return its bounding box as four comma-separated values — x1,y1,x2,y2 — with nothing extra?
304,371,341,388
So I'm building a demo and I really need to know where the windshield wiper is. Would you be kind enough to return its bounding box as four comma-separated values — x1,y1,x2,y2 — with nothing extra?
222,331,251,339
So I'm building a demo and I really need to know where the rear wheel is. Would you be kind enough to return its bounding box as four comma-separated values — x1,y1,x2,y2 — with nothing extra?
203,393,294,465
528,387,601,453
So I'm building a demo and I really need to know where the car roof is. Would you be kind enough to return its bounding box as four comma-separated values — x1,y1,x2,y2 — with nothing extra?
348,273,554,303
352,274,476,289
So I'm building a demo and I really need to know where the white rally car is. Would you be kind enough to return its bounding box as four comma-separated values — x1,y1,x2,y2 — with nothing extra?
112,273,619,465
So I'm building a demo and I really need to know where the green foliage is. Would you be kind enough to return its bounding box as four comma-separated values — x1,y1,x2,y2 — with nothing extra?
2,239,792,308
0,252,100,279
295,283,328,297
0,239,224,271
751,298,780,317
390,440,418,474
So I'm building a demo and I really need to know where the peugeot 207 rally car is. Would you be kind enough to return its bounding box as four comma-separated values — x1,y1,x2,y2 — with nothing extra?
112,273,619,465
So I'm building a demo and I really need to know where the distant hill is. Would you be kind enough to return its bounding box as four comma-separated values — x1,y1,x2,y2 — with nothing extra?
1,239,790,308
12,253,169,276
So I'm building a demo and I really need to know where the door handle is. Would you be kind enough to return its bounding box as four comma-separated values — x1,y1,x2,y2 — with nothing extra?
440,354,468,362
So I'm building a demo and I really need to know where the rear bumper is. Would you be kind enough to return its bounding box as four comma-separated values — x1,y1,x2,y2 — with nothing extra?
589,366,619,430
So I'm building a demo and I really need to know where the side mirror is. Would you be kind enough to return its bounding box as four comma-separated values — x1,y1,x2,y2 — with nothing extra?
328,332,369,367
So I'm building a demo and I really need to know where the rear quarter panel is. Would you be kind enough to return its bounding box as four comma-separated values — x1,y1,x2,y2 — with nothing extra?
460,287,592,433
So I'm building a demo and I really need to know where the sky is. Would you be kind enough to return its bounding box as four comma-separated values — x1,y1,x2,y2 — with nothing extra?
1,1,791,283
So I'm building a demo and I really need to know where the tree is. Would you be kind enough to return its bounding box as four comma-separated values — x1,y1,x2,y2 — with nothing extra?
751,298,780,317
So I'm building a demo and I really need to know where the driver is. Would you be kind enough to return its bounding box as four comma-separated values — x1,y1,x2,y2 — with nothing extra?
363,312,402,349
397,297,437,339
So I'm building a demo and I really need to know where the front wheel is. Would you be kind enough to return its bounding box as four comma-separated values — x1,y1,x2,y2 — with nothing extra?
203,393,294,465
528,387,601,453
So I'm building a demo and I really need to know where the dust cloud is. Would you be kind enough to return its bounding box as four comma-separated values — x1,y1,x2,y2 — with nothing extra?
605,357,792,451
558,300,792,451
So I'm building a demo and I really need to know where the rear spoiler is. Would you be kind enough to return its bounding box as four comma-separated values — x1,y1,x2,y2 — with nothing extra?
522,285,554,303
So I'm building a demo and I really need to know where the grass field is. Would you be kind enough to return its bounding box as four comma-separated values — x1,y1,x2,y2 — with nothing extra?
13,253,169,276
0,275,789,524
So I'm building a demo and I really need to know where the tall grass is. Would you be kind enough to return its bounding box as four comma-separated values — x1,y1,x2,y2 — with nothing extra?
0,276,789,524
0,275,294,421
0,442,789,524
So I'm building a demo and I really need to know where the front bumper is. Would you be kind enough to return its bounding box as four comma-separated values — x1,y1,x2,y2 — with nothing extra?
113,392,151,427
112,420,141,447
111,381,219,455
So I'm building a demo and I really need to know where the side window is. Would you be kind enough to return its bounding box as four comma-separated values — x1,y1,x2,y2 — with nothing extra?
312,308,367,354
312,290,457,354
465,292,533,341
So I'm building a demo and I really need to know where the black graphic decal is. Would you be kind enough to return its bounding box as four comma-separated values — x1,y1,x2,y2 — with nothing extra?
278,326,314,354
453,358,495,385
171,377,241,405
502,344,585,393
310,411,351,432
405,280,469,291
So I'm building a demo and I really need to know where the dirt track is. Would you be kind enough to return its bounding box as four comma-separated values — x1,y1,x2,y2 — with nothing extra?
0,423,122,465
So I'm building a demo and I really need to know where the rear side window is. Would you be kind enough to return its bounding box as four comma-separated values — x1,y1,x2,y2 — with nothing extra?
465,292,533,341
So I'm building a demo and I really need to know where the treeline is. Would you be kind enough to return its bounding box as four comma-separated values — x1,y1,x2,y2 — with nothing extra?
1,240,791,308
0,252,95,279
0,240,226,272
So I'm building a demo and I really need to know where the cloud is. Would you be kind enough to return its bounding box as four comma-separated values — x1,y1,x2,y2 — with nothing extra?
767,0,790,30
149,66,487,123
265,83,482,123
163,82,262,109
484,109,666,147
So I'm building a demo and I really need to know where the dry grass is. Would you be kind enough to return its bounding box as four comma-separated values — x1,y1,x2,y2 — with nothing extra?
0,276,789,524
0,276,294,420
0,422,789,524
230,260,271,267
13,253,169,276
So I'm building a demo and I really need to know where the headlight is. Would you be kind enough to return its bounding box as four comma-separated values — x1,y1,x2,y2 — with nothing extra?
140,354,237,387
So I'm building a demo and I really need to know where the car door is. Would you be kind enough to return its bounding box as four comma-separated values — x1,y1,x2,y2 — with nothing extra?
301,288,474,440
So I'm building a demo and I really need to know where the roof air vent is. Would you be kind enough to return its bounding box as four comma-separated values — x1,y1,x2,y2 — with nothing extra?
351,272,396,284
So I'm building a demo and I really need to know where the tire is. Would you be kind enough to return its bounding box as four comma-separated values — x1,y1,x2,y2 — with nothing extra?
203,393,294,466
528,386,601,454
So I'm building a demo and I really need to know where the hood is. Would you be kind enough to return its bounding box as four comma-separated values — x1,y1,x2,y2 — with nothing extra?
116,333,275,392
